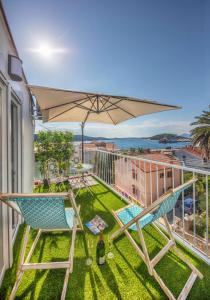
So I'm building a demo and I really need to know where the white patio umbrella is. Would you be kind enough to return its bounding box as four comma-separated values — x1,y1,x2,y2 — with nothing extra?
29,85,181,162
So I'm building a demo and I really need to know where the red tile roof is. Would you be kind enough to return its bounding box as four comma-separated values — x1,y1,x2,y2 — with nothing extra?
131,153,180,173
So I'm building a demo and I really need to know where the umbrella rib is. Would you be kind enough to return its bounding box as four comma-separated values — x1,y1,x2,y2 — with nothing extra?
89,95,98,111
100,97,122,111
106,111,116,125
83,97,97,124
100,96,110,111
100,97,116,125
44,95,91,110
104,97,136,118
101,107,118,113
48,98,91,121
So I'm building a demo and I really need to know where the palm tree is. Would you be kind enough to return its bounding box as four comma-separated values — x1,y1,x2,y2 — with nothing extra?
191,107,210,160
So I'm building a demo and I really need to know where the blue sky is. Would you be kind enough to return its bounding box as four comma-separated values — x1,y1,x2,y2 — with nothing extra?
3,0,210,138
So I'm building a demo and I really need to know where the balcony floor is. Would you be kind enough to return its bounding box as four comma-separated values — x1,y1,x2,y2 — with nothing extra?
1,182,210,300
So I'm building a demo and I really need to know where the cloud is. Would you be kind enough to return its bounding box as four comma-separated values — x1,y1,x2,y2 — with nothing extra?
35,118,191,138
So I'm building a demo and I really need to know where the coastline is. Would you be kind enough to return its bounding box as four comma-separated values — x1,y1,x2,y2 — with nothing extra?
73,138,190,150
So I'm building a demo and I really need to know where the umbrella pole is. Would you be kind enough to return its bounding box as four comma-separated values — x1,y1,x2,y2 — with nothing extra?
81,122,85,163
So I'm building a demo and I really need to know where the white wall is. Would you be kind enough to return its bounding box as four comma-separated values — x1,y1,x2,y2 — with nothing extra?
0,7,34,285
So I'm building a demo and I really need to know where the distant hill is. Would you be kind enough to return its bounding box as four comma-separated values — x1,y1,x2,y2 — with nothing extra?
148,133,191,142
34,133,191,142
149,134,178,140
180,133,191,138
73,135,109,141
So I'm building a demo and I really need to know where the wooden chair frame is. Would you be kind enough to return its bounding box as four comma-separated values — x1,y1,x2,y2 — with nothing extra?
111,179,203,300
0,191,83,300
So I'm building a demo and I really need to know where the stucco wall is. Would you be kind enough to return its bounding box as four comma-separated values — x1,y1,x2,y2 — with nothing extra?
0,7,34,284
0,10,34,193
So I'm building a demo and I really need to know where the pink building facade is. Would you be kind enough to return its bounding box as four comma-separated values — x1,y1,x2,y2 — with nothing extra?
82,141,118,152
115,153,181,207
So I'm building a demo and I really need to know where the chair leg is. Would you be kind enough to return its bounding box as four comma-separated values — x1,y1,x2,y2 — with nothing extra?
163,215,203,299
10,225,30,300
19,225,31,269
163,216,203,277
61,268,71,300
163,215,175,243
25,229,42,263
9,271,24,300
152,269,176,300
136,222,153,275
61,215,78,300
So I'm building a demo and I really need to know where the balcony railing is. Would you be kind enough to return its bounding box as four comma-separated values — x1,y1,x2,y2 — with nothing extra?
81,149,210,262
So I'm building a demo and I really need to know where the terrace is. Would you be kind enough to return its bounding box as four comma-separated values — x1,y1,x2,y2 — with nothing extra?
1,150,210,299
1,182,210,300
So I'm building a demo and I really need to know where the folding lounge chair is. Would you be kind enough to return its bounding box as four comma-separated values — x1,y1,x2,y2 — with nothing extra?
0,191,83,300
111,179,203,300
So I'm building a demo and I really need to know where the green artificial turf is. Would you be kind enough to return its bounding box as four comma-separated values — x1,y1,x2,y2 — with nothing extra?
1,182,210,300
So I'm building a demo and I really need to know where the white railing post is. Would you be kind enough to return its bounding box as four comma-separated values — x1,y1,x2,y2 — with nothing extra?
193,172,196,246
206,175,209,257
181,170,185,239
172,168,175,228
150,163,152,205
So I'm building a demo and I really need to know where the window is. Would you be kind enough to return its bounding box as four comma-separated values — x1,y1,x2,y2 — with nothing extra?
11,101,19,232
160,172,164,178
132,169,138,180
0,86,3,271
132,184,137,195
10,95,22,235
167,171,172,178
0,204,3,271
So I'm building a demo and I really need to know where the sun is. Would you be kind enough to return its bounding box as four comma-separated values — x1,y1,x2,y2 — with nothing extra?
38,44,54,58
28,42,67,60
36,43,55,59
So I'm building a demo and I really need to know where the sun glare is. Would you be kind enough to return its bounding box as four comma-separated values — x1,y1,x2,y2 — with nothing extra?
28,42,67,60
38,44,54,58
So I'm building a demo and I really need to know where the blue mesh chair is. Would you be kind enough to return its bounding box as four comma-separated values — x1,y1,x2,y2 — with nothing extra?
111,179,203,300
0,191,83,300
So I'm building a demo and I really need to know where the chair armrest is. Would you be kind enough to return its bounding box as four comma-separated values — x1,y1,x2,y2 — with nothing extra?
0,192,69,199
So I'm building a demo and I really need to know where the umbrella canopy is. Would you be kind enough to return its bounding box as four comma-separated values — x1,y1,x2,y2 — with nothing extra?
29,85,181,161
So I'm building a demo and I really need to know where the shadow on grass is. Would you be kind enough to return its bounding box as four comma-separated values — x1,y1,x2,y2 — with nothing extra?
80,232,98,300
15,234,48,300
98,261,123,300
114,261,128,283
113,243,163,299
113,229,201,299
0,225,25,299
0,227,48,300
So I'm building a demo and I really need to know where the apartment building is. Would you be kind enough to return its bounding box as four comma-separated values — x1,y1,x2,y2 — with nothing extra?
115,153,181,207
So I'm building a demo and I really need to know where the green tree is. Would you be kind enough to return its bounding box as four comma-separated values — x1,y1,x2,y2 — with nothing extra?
195,211,210,239
184,172,205,197
35,131,74,179
137,147,144,154
129,147,136,154
191,107,210,160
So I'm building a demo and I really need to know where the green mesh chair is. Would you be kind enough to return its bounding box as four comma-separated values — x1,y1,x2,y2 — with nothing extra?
111,179,203,300
0,191,83,300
